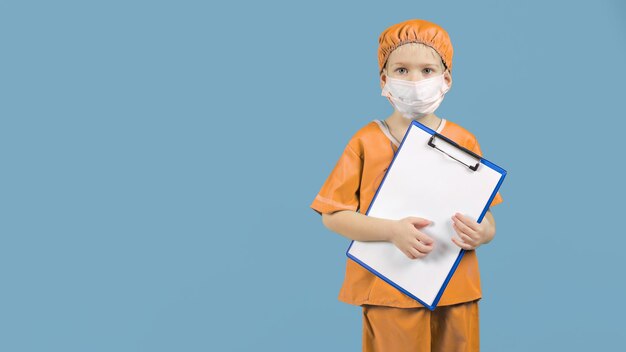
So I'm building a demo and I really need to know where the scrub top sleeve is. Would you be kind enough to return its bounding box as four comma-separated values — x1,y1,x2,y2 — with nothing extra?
470,138,504,208
310,143,363,215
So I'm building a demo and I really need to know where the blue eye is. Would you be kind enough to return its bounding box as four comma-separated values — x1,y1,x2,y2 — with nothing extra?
395,68,407,74
423,68,433,74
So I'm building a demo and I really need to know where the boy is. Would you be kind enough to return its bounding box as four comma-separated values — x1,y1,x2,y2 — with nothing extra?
310,19,503,352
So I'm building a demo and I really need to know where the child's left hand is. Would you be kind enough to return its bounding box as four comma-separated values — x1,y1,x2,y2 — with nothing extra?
450,212,495,250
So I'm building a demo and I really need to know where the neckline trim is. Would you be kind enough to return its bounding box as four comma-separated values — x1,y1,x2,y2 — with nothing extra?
374,118,446,147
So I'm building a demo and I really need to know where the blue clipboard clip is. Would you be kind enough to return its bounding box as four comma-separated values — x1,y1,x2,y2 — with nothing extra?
428,132,481,172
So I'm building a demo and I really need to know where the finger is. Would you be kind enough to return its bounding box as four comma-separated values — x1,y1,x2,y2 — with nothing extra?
400,247,414,259
452,216,478,240
451,236,472,250
408,247,425,259
451,236,474,250
452,214,478,236
453,213,480,232
414,230,435,245
452,223,477,246
412,240,433,254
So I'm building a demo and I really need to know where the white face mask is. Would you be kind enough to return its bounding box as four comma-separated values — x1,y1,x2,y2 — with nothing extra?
381,73,450,119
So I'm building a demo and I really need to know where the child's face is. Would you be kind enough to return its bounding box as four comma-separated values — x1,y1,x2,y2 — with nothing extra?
380,43,452,88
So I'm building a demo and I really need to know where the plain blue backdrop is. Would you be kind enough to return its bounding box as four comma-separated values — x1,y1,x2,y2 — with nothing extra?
1,0,625,351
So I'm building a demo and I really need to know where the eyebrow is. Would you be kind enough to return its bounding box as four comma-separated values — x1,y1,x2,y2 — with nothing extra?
391,62,440,67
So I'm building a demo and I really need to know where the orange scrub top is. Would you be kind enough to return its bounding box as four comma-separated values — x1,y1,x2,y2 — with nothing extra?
310,118,503,308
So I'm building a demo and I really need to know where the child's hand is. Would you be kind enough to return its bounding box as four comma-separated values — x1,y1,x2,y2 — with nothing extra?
390,217,435,260
450,212,495,250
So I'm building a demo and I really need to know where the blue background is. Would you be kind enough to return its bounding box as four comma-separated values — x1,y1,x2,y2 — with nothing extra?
2,0,624,351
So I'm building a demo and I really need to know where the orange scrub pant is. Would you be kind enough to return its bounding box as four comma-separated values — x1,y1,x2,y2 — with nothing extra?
362,300,480,352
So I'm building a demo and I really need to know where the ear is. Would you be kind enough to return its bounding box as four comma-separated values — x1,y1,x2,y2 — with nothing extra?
443,69,452,89
380,70,387,90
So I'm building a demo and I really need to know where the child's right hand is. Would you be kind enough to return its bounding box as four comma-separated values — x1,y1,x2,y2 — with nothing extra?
390,217,434,260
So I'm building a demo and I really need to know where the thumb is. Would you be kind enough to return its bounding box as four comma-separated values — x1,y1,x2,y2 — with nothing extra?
407,217,432,228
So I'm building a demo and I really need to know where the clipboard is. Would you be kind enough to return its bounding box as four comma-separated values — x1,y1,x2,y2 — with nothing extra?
346,120,506,310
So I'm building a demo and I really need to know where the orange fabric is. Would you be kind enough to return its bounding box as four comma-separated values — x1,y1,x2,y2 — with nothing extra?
378,19,454,75
310,119,503,308
362,300,479,352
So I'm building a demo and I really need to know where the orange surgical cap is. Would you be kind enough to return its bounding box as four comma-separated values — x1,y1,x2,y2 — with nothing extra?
378,19,454,75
